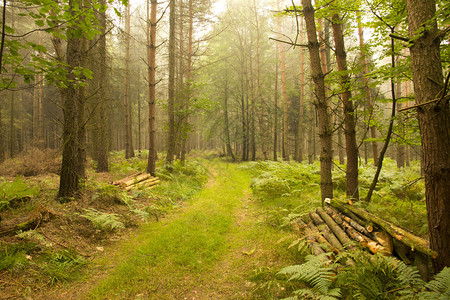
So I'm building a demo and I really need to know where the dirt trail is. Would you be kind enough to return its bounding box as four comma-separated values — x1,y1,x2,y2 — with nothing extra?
45,163,289,299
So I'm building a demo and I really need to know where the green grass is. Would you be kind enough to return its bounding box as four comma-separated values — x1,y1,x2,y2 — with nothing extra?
85,159,300,299
88,160,251,298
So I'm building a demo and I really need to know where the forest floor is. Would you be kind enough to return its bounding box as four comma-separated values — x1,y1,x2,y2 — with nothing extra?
21,160,297,299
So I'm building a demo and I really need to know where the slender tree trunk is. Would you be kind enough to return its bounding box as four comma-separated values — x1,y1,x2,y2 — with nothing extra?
147,0,157,175
9,91,14,158
296,18,305,163
302,0,333,202
406,0,449,272
274,51,278,161
93,0,109,172
331,13,359,201
307,96,315,164
124,3,134,159
0,100,4,163
38,32,44,146
397,82,405,168
166,0,176,164
224,77,235,161
76,37,88,180
365,32,398,204
277,0,289,161
181,0,193,163
357,13,378,165
337,108,345,165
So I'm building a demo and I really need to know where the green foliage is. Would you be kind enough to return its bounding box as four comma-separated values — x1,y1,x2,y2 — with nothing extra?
335,252,423,299
419,267,450,300
279,253,341,300
277,250,431,300
80,208,125,231
0,177,40,211
109,152,148,175
155,159,208,202
0,242,34,271
41,249,87,285
245,161,320,205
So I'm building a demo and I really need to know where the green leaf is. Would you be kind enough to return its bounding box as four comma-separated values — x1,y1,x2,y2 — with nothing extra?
35,19,45,27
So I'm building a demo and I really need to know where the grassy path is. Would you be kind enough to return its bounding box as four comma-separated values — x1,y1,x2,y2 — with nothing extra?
56,161,295,299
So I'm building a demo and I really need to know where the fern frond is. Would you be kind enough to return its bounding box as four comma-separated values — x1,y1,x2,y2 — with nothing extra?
278,254,340,299
419,267,450,299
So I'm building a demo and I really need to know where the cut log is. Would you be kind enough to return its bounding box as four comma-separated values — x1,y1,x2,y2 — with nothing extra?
297,219,325,255
326,199,366,227
330,199,437,258
125,178,160,191
317,207,353,249
113,172,142,185
306,221,332,252
118,173,152,188
309,211,343,250
327,205,378,240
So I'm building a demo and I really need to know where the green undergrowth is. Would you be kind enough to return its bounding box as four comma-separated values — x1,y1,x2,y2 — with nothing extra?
0,177,40,211
278,251,450,300
88,161,253,298
245,159,426,236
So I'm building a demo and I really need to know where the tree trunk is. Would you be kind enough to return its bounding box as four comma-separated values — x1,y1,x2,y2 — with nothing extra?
302,0,333,202
58,19,82,198
95,0,109,172
296,18,305,163
331,13,359,201
406,0,449,272
166,0,176,164
147,0,157,175
223,77,235,161
9,91,14,158
180,0,193,163
273,51,278,161
0,99,4,163
357,14,378,165
124,3,134,159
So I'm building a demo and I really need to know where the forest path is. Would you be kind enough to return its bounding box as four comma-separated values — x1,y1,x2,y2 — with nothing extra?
53,160,292,299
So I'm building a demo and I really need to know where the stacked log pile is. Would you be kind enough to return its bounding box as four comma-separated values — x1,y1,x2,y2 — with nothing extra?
295,199,436,278
113,172,160,191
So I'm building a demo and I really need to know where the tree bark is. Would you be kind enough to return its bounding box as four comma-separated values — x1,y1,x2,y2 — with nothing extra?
331,13,359,201
166,0,176,164
124,3,134,159
58,11,82,198
296,18,305,163
147,0,157,175
302,0,333,201
223,77,235,161
406,0,449,271
273,49,278,161
277,0,289,161
95,0,109,172
357,13,378,165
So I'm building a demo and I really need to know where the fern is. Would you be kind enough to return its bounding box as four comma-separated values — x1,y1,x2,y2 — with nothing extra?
80,208,125,231
278,253,341,300
419,267,450,299
335,251,424,299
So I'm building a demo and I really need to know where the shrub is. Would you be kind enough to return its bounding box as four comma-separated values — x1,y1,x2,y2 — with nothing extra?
0,148,60,177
